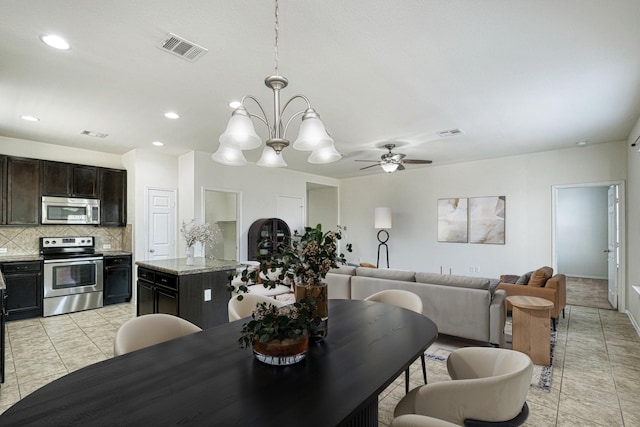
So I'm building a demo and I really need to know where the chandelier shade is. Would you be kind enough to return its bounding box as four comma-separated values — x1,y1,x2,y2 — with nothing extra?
257,146,288,167
308,144,342,164
292,111,334,151
211,144,248,166
212,0,341,168
381,162,400,173
218,108,262,150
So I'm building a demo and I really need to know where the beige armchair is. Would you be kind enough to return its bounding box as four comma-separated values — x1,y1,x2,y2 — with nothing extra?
365,289,427,394
114,314,202,356
393,347,532,426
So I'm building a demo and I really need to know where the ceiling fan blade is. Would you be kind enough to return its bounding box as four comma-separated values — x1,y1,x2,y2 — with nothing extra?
397,164,406,171
359,163,381,170
354,159,380,163
402,159,433,164
390,153,406,161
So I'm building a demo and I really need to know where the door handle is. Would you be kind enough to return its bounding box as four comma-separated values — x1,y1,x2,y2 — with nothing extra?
149,249,155,253
604,249,612,253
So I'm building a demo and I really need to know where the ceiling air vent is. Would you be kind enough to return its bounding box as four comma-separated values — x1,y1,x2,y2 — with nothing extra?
158,32,208,62
81,130,108,139
436,128,464,138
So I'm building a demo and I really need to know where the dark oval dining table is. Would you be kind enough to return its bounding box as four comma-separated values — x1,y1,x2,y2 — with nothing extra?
0,299,438,427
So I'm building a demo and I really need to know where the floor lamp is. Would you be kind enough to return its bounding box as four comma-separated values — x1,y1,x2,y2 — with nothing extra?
374,207,392,268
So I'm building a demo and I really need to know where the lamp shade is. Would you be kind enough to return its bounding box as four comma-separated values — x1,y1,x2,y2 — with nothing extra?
219,109,262,150
374,207,392,229
211,144,248,166
292,115,334,151
381,162,399,173
307,144,342,164
257,146,287,167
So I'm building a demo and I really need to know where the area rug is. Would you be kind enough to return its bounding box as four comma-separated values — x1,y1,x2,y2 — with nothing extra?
424,329,556,392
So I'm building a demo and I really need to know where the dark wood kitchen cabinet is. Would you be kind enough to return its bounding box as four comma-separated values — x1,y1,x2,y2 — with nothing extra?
1,285,5,384
136,266,231,329
1,261,43,320
99,168,127,226
41,161,98,198
103,255,132,305
5,157,40,225
0,156,6,224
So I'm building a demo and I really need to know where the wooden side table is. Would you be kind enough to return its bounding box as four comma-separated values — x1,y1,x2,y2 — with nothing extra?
507,295,554,365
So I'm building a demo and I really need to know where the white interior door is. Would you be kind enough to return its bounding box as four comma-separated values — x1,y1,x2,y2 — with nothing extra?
607,185,618,308
147,188,176,260
277,195,305,235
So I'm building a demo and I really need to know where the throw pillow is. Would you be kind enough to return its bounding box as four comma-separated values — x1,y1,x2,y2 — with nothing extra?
528,266,553,287
501,274,520,284
515,271,533,285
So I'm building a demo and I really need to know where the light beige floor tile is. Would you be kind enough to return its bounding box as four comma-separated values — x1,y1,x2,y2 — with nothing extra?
558,393,623,426
17,371,68,399
556,413,617,427
524,401,558,426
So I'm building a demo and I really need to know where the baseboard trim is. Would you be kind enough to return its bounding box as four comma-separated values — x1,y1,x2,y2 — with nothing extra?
626,310,640,337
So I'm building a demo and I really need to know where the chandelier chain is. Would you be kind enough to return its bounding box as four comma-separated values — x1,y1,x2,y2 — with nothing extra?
274,0,279,75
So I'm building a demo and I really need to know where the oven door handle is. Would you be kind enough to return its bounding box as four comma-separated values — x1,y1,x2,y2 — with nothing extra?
44,256,104,264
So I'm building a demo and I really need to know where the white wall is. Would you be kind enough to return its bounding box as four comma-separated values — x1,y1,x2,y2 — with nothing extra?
339,141,627,279
556,186,608,278
626,117,640,330
308,186,339,231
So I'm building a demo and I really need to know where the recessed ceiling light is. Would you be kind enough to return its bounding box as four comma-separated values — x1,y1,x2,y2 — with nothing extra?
228,101,242,109
152,141,164,147
576,140,588,146
164,112,180,119
20,115,40,122
40,34,71,50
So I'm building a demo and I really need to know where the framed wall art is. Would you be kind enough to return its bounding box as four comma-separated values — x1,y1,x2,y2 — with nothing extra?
437,198,468,243
469,196,505,244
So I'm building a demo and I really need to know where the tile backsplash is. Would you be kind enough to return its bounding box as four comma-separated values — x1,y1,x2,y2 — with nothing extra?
0,224,132,256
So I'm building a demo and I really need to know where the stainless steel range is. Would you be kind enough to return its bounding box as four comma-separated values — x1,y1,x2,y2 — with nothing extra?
40,237,104,317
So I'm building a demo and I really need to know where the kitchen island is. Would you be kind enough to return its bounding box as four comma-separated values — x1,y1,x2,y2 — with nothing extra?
136,258,236,329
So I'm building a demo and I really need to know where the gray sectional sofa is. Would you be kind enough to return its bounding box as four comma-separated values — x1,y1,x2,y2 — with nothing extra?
325,266,507,347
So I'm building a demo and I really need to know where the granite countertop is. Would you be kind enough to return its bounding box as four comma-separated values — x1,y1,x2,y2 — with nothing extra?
0,254,44,262
135,258,238,276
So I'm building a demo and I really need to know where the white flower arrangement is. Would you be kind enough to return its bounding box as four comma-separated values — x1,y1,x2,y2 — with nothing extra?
180,219,217,247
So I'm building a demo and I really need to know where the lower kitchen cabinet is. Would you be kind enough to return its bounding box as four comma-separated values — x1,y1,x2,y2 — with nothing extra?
136,266,230,328
1,261,43,320
103,255,132,305
1,286,5,384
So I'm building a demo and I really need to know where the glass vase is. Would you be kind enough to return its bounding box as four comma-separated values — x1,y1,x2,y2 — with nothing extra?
186,245,195,265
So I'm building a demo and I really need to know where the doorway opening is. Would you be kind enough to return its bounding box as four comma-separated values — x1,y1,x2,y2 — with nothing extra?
202,188,241,262
552,181,625,312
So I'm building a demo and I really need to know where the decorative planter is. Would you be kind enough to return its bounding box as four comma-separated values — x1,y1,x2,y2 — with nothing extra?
295,282,329,340
252,333,309,366
186,246,195,266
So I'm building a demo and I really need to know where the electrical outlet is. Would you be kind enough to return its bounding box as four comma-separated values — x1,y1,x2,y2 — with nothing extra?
103,244,112,249
204,289,212,301
0,248,7,254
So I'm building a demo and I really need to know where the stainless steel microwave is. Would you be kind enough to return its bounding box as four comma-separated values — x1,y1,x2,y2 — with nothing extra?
41,196,100,225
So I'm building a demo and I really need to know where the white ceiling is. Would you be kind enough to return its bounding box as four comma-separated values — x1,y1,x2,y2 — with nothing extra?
1,0,639,179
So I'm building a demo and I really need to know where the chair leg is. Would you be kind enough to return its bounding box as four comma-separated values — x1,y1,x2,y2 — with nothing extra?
420,354,427,384
405,367,410,394
562,308,565,318
552,317,557,331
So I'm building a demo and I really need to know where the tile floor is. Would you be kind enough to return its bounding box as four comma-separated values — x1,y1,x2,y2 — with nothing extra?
0,302,639,426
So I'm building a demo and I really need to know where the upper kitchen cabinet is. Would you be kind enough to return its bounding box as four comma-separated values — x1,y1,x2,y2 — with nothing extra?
99,168,127,226
5,157,40,225
41,161,98,198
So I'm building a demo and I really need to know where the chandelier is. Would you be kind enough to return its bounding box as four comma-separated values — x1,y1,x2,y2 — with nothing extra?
212,0,341,167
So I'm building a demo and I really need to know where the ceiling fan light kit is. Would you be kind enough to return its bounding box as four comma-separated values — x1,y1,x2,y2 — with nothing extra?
356,144,432,173
212,0,341,168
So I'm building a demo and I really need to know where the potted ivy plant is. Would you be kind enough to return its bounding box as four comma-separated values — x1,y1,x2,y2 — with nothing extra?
239,299,320,365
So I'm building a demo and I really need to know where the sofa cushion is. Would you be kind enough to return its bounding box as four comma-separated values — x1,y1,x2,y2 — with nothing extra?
415,272,491,290
515,271,533,285
528,266,553,287
356,268,416,282
501,274,520,284
329,266,357,276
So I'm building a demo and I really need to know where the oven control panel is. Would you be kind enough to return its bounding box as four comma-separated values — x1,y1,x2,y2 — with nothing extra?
41,237,94,248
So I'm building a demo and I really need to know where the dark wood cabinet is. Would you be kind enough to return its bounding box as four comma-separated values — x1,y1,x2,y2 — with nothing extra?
0,156,6,225
6,157,40,225
136,266,231,328
103,255,132,305
0,287,5,384
247,218,291,261
41,161,98,198
99,168,127,226
1,261,43,320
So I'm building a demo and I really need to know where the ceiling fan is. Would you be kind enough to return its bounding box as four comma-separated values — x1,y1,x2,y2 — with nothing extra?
355,144,432,173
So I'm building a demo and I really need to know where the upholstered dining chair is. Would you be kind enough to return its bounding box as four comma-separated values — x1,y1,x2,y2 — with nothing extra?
364,289,427,393
228,292,285,322
232,263,292,298
114,313,202,356
392,347,533,427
